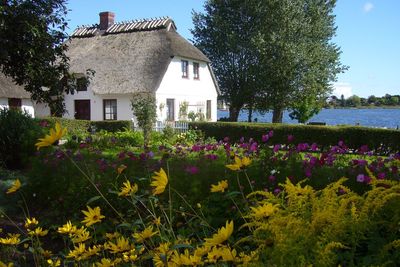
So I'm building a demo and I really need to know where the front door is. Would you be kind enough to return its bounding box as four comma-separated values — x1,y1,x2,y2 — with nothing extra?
75,100,91,120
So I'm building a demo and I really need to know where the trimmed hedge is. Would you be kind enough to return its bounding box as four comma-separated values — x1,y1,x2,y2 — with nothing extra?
36,117,132,136
189,122,400,153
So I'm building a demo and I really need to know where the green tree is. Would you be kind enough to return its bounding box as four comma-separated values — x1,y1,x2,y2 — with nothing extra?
192,0,261,121
131,92,157,148
255,0,346,122
0,0,75,114
368,95,377,104
346,95,361,107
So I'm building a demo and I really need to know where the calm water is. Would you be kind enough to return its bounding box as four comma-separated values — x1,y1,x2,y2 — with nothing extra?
217,108,400,129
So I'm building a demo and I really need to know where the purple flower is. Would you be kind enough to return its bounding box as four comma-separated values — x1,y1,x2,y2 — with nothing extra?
223,137,229,143
377,172,385,180
118,152,126,160
239,137,245,143
273,144,281,153
287,135,294,143
273,188,281,195
359,145,369,154
310,143,318,151
205,154,218,161
356,174,365,183
262,134,269,142
250,142,258,152
268,175,276,183
305,168,312,177
268,130,274,138
185,166,199,175
338,140,344,147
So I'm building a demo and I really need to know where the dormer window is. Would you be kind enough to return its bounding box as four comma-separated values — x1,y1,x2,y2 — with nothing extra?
76,77,87,91
193,62,200,80
181,60,189,78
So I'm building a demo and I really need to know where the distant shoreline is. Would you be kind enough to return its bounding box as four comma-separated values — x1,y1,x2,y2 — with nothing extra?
324,106,400,110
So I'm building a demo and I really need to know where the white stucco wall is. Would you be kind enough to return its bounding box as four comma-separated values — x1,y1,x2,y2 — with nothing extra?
63,89,134,121
33,102,51,118
0,97,35,117
156,57,218,122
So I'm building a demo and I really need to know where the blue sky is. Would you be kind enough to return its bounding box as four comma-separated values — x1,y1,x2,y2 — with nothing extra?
66,0,399,98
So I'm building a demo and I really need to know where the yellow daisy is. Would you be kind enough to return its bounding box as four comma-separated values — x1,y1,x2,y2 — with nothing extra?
133,226,158,243
151,168,168,195
210,180,228,193
6,179,21,194
81,206,105,227
118,180,138,197
35,122,67,150
204,221,234,247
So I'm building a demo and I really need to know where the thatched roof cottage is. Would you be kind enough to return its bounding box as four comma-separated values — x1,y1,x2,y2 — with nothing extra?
64,12,220,122
0,11,219,122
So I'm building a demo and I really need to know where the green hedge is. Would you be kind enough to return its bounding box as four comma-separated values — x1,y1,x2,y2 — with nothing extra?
36,117,132,136
189,122,400,152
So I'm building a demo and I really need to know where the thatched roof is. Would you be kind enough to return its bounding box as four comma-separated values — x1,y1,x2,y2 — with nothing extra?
0,74,30,98
67,17,211,95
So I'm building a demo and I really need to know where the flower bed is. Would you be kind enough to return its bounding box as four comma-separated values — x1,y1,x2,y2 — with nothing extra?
0,122,399,266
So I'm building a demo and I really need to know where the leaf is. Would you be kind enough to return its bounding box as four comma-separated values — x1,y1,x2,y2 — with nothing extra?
172,243,194,250
225,191,241,198
86,196,101,205
117,223,132,229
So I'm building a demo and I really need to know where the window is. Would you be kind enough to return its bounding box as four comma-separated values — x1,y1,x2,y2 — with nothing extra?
206,100,212,120
193,62,200,80
103,99,117,120
181,60,189,78
76,77,87,91
166,98,175,121
8,98,22,110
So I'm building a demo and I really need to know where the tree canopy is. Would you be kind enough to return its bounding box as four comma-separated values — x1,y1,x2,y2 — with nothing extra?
0,0,74,115
192,0,347,122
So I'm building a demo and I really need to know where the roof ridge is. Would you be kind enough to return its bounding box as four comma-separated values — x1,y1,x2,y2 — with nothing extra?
71,16,176,38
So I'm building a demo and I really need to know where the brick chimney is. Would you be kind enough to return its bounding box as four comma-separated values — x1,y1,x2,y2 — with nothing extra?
99,11,115,30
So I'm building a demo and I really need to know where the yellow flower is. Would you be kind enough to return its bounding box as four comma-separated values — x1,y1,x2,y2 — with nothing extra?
67,243,87,261
35,122,67,150
225,156,252,171
151,168,168,195
94,258,121,267
28,227,48,237
71,226,91,243
24,217,39,229
133,225,158,243
0,261,14,267
57,221,77,235
210,180,228,193
105,236,133,253
41,249,53,258
250,203,279,220
105,232,121,239
46,259,61,267
122,249,138,262
154,216,161,226
118,180,138,197
117,164,127,174
6,179,21,194
81,206,105,227
0,233,20,245
204,221,234,247
82,245,101,258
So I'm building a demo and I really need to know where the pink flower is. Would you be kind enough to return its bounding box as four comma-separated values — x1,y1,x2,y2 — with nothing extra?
356,174,365,183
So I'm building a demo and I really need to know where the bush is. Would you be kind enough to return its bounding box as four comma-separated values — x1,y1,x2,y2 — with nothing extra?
0,109,42,169
38,117,133,138
189,122,400,153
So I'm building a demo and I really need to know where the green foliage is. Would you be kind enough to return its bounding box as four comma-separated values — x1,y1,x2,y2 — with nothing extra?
246,178,400,266
0,109,42,169
192,0,346,122
131,92,157,147
190,122,400,152
38,117,133,139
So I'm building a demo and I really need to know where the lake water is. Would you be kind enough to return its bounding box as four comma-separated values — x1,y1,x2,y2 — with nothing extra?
217,108,400,129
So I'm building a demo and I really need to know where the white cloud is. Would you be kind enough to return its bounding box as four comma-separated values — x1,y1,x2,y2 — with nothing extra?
363,2,374,13
333,82,353,98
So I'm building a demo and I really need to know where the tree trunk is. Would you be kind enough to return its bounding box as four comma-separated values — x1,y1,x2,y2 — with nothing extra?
247,106,253,122
229,106,240,121
272,107,284,123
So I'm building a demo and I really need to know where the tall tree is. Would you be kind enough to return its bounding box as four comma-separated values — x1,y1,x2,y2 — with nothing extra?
0,0,73,115
192,0,262,121
255,0,346,122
